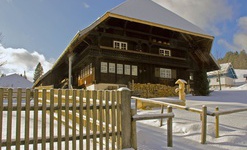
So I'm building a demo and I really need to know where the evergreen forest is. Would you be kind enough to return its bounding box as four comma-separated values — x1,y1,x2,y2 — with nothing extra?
217,50,247,69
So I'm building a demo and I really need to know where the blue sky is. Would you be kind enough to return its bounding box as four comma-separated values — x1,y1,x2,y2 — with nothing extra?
0,0,247,80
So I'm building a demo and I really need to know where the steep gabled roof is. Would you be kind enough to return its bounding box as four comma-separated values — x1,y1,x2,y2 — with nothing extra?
109,0,211,37
52,0,214,69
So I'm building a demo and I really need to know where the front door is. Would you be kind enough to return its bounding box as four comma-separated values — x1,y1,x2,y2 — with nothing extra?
138,65,149,83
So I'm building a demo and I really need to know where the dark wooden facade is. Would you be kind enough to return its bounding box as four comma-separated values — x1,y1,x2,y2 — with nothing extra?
34,2,219,89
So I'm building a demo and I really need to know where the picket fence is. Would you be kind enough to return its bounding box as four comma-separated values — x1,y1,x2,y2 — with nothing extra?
0,88,125,150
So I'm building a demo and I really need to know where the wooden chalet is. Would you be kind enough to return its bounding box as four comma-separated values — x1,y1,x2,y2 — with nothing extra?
34,0,219,90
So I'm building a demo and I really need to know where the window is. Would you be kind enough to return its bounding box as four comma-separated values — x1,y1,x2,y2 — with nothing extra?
132,66,138,76
109,63,115,73
114,41,128,50
124,65,130,75
101,62,108,73
117,64,123,74
160,68,172,78
159,48,171,56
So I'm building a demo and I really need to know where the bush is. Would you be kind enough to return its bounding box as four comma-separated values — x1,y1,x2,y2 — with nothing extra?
194,70,210,96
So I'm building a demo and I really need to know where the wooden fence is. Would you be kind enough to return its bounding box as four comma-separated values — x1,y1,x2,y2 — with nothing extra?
0,88,174,150
131,96,207,144
132,96,247,144
208,107,247,138
0,88,125,149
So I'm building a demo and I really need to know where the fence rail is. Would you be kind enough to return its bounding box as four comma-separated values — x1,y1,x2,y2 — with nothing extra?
132,96,247,144
132,96,207,144
210,107,247,138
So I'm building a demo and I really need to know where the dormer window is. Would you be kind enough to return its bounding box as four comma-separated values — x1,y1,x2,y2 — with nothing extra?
159,48,171,56
114,41,127,50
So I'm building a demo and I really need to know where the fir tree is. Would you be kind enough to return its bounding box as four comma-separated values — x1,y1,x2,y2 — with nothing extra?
33,62,43,83
194,69,210,96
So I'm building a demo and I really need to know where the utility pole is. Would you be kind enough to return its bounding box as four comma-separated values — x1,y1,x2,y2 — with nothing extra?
217,70,222,90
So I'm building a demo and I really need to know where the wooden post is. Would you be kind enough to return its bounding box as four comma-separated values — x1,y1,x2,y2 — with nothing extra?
167,105,173,147
68,54,74,89
16,88,22,150
25,89,31,150
0,88,3,149
160,105,164,127
7,89,13,150
175,79,187,102
117,87,132,149
132,79,135,91
201,105,207,144
215,107,219,138
131,109,137,150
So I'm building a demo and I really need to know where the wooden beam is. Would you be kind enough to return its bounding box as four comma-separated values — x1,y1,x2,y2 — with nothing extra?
132,113,174,121
108,13,214,40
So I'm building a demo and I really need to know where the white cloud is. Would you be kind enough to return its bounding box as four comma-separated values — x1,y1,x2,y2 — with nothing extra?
153,0,233,36
238,16,247,30
219,16,247,52
82,2,90,9
218,39,238,51
0,44,53,82
233,33,247,50
233,17,247,50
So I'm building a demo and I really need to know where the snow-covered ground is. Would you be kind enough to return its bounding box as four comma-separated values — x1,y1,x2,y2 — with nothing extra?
137,89,247,150
235,69,247,86
1,87,247,149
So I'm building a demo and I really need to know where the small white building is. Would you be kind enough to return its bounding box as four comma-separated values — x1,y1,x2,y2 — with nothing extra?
207,63,237,90
0,73,33,88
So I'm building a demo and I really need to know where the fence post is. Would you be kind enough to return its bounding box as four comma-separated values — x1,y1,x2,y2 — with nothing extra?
117,87,132,149
201,105,207,144
215,107,219,138
167,105,173,147
131,108,137,150
160,105,164,127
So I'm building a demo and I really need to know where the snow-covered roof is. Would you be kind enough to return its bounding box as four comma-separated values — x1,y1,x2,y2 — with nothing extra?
109,0,210,37
234,69,247,83
207,63,237,79
52,0,215,69
0,74,33,88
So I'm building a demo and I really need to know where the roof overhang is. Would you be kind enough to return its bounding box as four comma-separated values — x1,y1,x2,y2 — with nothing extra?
107,13,214,40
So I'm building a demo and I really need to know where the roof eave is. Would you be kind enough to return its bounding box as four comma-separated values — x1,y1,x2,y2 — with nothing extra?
107,13,214,40
51,13,111,70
